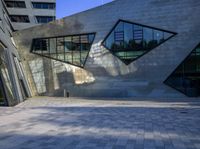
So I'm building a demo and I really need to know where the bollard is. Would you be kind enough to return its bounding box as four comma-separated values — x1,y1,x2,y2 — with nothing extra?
64,89,69,98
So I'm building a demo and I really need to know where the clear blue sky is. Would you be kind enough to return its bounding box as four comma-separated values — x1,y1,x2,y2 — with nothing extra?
56,0,114,19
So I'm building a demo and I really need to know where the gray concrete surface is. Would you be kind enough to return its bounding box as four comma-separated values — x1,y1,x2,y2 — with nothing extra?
14,0,200,98
0,97,200,149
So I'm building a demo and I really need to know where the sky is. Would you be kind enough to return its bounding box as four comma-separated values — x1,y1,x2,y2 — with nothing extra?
56,0,114,19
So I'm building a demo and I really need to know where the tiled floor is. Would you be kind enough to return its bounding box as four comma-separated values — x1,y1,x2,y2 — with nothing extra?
0,97,200,149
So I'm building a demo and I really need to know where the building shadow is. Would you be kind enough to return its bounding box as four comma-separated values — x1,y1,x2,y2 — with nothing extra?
1,104,200,149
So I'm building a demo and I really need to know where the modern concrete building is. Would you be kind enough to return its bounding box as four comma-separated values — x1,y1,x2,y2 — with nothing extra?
0,0,31,106
13,0,200,99
0,0,56,106
4,0,56,30
0,0,199,106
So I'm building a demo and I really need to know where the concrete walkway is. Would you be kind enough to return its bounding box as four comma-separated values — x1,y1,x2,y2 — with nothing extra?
0,97,200,149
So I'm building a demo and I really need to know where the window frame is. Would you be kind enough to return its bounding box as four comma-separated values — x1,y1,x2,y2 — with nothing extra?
9,15,30,23
101,19,177,65
5,1,26,8
35,16,55,24
164,43,200,97
32,2,56,9
31,33,96,68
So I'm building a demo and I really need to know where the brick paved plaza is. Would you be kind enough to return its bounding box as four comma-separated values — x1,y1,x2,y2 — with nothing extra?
0,97,200,149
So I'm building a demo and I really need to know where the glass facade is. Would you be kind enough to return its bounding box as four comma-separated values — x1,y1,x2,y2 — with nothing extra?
5,1,26,8
35,16,55,23
102,20,175,64
31,33,95,67
32,2,55,9
165,44,200,97
10,15,30,23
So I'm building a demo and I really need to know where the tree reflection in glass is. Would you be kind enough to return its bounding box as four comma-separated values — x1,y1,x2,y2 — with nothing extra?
103,20,175,64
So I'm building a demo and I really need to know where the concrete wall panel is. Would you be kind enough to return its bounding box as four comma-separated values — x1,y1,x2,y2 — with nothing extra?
14,0,200,98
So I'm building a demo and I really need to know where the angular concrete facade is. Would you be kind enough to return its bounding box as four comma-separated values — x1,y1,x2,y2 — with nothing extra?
0,0,31,106
14,0,200,98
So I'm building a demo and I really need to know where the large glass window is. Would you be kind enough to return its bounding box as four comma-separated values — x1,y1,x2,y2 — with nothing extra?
31,33,95,68
165,44,200,97
36,16,55,23
32,2,55,9
102,20,175,64
5,1,26,8
9,15,30,23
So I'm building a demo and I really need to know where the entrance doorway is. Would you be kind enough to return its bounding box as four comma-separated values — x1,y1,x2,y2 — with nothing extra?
0,75,8,106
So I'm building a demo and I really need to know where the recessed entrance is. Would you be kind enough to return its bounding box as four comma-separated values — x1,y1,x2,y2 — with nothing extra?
0,77,6,106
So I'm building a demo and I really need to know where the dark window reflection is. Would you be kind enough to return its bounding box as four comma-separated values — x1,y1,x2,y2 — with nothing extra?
32,2,55,9
32,33,95,68
165,44,200,97
103,20,175,64
10,15,30,23
36,16,55,23
5,1,26,8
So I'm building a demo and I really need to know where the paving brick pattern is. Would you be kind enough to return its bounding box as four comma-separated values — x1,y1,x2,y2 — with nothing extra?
0,97,200,149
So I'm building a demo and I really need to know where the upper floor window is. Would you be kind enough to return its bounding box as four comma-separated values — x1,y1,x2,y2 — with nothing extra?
102,20,176,65
36,16,55,23
32,2,55,9
5,1,26,8
9,15,30,23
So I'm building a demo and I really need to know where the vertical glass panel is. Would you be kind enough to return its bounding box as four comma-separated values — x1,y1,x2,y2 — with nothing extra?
41,39,49,56
29,59,46,93
133,25,143,41
143,28,153,50
105,31,114,49
49,38,57,59
133,24,143,51
124,22,133,49
114,22,124,50
57,37,64,61
80,35,89,65
72,36,81,66
196,47,200,72
64,37,73,64
154,30,164,44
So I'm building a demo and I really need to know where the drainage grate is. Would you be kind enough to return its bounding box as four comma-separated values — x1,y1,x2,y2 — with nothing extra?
180,111,188,114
